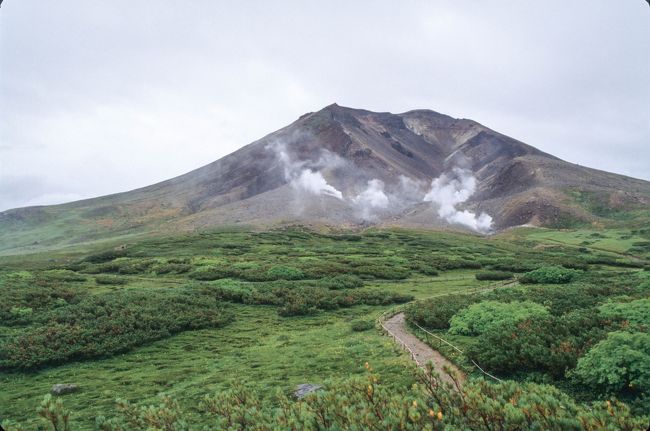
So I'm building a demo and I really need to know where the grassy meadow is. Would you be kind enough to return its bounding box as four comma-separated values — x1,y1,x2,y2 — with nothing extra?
1,226,648,429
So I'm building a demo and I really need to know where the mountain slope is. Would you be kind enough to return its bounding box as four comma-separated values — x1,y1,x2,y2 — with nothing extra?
2,104,649,253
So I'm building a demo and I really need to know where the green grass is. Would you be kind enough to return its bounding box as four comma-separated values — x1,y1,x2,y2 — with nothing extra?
365,271,491,299
525,228,639,254
1,226,648,428
521,227,650,264
1,304,417,429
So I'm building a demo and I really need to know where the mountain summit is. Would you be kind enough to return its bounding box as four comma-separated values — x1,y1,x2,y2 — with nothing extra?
2,104,649,253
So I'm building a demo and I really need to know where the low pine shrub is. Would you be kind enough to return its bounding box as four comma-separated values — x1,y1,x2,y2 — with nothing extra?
0,289,232,370
352,265,410,280
94,275,128,285
82,248,128,263
449,300,550,336
317,274,364,289
417,266,440,276
14,364,647,430
475,271,513,281
265,266,305,280
350,319,374,332
189,266,237,281
405,294,476,330
520,266,580,284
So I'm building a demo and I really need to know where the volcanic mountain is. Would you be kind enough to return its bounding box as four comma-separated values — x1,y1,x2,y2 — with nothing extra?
2,104,650,253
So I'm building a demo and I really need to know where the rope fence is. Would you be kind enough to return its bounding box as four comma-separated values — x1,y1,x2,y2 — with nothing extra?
378,278,516,383
381,320,424,368
412,322,503,383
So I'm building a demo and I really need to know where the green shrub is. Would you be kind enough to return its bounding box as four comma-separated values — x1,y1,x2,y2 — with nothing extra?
13,364,647,431
191,265,306,282
275,288,412,317
153,262,192,274
61,262,87,272
317,274,364,290
189,266,237,281
486,274,648,315
612,259,645,269
265,266,305,280
489,260,538,273
95,275,128,285
467,305,608,380
352,265,410,280
81,262,120,274
201,280,411,316
82,259,155,275
350,319,374,332
571,331,650,397
475,271,513,281
278,297,317,317
113,259,156,274
346,290,413,306
557,259,589,271
520,266,580,284
28,394,72,431
405,294,476,330
0,289,232,370
586,256,643,268
468,317,577,378
327,234,362,241
203,279,255,303
417,265,439,276
42,270,87,282
301,261,350,278
449,300,550,336
599,298,650,328
0,279,82,326
9,306,33,318
83,248,128,263
432,258,482,270
586,255,618,265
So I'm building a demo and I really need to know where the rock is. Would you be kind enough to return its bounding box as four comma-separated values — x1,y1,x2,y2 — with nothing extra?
294,383,322,399
51,384,79,395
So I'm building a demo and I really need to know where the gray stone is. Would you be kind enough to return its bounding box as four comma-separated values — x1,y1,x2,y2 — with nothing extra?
294,383,322,399
51,384,79,395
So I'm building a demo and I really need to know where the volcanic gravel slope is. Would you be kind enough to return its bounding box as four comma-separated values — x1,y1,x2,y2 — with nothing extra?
2,104,649,252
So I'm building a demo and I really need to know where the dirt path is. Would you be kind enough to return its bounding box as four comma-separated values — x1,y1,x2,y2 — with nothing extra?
382,312,465,386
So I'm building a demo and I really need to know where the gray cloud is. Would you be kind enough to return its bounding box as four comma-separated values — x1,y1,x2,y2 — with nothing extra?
1,0,648,211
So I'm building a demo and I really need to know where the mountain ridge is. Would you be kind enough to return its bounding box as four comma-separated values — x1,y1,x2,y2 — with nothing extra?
2,104,649,253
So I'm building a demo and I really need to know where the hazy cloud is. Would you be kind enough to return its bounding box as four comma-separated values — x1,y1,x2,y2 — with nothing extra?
1,0,648,211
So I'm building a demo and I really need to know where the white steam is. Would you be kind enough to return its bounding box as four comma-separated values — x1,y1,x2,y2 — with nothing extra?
397,175,428,202
294,169,343,200
352,179,389,219
423,167,493,232
268,140,493,231
272,142,343,200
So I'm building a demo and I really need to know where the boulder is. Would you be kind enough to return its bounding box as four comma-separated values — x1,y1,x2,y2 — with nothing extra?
294,383,322,399
51,384,79,395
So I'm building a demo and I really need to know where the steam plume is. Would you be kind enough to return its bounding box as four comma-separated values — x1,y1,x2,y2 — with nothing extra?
352,179,389,219
270,142,343,200
423,167,493,232
293,169,343,200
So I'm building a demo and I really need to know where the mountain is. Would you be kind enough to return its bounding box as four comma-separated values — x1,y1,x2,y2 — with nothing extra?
2,104,649,253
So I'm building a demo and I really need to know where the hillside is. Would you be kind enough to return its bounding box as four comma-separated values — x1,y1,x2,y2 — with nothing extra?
2,104,649,254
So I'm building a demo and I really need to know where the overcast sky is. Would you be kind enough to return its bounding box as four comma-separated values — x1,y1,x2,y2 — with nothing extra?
1,1,648,212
